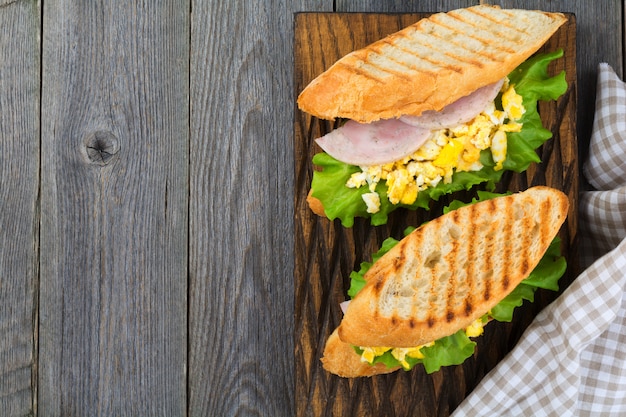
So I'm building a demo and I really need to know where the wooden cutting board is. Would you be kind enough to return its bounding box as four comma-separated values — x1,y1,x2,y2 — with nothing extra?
294,12,577,417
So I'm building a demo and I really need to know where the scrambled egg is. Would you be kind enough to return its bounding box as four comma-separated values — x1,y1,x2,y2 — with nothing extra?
346,81,525,213
464,318,486,338
359,342,435,370
359,318,486,369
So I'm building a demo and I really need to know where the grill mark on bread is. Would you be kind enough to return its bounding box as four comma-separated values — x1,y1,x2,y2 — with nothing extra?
409,228,424,321
423,24,507,65
470,8,533,43
426,216,448,327
403,28,491,69
428,245,438,325
370,6,551,81
465,206,476,320
373,274,385,294
356,45,427,82
447,8,532,52
501,196,512,292
446,311,455,322
483,210,494,303
335,61,387,83
438,53,484,70
484,200,496,301
483,269,492,301
399,49,465,74
519,198,534,280
445,210,461,323
378,38,463,74
540,197,553,253
393,251,406,272
430,14,517,57
468,8,532,34
366,59,421,82
464,300,473,316
386,37,478,74
521,259,529,276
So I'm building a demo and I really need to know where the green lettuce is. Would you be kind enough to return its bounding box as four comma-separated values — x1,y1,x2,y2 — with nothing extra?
347,193,567,374
310,50,567,227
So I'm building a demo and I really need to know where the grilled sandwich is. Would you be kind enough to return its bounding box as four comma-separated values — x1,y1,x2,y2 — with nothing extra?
297,5,569,227
322,186,569,377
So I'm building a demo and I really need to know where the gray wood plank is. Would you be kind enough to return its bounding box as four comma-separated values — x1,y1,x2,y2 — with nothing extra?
188,0,328,415
38,2,189,416
335,0,476,12
0,2,40,416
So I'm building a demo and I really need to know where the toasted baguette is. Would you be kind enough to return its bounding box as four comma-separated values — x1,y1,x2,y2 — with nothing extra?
337,186,568,348
321,329,400,377
297,5,566,123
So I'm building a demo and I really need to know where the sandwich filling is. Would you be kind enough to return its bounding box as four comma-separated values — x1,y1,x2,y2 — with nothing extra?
309,50,568,227
356,315,488,371
345,79,524,213
359,316,484,369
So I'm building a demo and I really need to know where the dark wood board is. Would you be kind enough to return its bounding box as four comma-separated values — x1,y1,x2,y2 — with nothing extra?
294,12,577,417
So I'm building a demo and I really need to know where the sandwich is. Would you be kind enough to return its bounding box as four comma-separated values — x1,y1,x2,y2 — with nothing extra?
297,5,569,227
321,186,568,377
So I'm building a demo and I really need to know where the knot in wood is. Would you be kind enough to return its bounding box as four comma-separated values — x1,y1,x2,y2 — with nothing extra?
83,131,119,166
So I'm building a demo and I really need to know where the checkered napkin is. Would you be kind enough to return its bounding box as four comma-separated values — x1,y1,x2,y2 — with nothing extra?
452,63,626,416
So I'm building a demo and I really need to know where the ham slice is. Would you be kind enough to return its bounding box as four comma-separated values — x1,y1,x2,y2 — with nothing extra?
340,300,351,314
315,78,504,166
315,118,431,166
400,78,505,129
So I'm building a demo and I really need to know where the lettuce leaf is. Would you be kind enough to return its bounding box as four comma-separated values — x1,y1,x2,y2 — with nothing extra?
346,193,567,373
502,49,568,172
310,50,567,227
354,330,477,374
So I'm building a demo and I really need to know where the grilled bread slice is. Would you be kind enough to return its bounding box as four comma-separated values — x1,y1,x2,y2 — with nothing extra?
321,329,401,377
337,186,568,348
297,5,566,123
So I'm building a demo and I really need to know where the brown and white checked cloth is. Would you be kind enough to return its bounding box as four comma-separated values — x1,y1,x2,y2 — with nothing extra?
452,63,626,416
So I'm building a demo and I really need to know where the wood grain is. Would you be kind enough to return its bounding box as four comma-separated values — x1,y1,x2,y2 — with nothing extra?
0,1,621,415
294,13,578,417
188,0,309,415
38,2,188,415
335,0,475,13
0,2,40,416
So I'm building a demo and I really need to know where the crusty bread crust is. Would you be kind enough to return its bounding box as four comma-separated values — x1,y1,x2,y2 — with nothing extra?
337,186,568,348
297,5,566,123
321,329,400,377
306,190,326,217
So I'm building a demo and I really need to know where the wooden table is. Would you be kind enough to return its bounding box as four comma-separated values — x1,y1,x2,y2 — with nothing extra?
0,1,622,416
